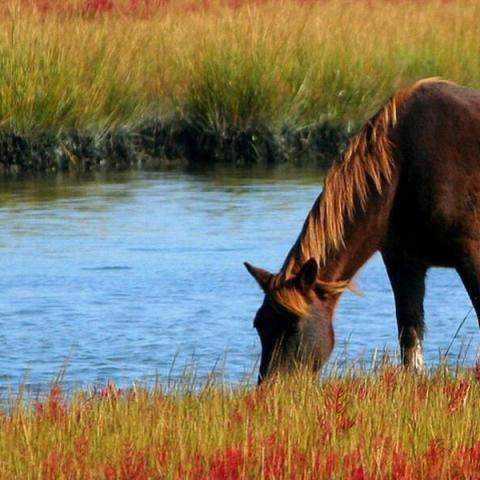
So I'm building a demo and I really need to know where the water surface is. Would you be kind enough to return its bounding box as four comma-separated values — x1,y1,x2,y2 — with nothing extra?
0,168,478,393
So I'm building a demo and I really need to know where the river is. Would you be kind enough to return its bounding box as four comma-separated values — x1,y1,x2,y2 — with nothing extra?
0,167,478,394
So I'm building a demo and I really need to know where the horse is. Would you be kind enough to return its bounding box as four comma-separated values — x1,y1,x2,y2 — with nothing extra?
245,78,480,383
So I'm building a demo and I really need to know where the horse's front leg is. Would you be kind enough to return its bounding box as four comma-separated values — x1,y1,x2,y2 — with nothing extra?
382,253,427,371
456,242,480,329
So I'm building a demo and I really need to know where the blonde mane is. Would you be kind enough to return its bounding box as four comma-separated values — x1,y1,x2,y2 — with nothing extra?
283,78,451,276
268,78,452,316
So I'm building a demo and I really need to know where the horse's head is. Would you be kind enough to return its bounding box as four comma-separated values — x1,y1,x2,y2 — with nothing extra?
245,258,346,384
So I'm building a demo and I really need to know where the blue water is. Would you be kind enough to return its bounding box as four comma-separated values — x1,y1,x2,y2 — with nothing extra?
0,168,478,394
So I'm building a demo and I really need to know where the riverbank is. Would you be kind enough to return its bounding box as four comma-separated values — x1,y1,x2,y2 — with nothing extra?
2,365,479,479
0,120,351,174
0,0,479,172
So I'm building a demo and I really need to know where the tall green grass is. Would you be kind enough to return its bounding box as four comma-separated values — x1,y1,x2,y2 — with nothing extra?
1,0,480,136
1,364,480,478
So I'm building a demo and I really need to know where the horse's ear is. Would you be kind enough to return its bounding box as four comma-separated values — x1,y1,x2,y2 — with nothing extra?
244,262,272,291
296,258,318,292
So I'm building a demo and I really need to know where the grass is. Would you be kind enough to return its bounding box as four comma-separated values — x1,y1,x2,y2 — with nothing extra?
1,0,480,137
2,363,480,478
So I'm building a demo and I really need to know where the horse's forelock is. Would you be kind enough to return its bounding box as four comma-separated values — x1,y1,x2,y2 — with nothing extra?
266,274,351,317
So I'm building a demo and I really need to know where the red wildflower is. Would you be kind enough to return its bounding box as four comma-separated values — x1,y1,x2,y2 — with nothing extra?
104,465,117,480
311,450,339,478
83,0,113,15
317,414,333,442
415,381,429,403
391,450,412,480
419,439,444,479
290,449,307,478
33,401,44,417
356,384,368,400
226,0,243,9
127,0,169,16
230,408,243,427
155,444,169,470
176,452,205,479
350,465,366,480
99,382,121,399
447,441,480,478
262,434,286,479
74,433,89,463
445,379,470,413
208,446,243,480
33,0,75,14
120,442,149,480
34,384,66,424
324,383,346,414
463,442,480,473
325,452,339,477
381,369,398,392
243,392,257,413
34,0,52,12
343,449,367,480
183,1,209,13
41,449,61,480
337,414,355,432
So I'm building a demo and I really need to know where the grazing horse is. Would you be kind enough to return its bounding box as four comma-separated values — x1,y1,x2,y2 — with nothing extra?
245,78,480,383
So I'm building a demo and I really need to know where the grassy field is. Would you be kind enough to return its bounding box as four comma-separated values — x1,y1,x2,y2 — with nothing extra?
1,365,480,479
1,0,480,136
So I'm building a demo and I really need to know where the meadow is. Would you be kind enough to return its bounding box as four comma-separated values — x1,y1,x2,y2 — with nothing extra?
1,365,480,479
1,0,480,137
2,3,480,478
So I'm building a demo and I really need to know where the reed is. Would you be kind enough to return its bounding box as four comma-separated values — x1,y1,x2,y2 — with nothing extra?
1,0,479,136
1,363,480,479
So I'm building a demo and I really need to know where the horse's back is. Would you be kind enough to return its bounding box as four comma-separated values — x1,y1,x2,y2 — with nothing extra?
396,82,480,170
388,82,480,265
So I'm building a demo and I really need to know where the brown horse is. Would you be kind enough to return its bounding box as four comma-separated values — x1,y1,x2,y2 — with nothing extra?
245,78,480,383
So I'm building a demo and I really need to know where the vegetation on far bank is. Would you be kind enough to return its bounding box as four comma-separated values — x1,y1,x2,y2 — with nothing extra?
2,364,480,479
0,0,478,171
2,0,480,137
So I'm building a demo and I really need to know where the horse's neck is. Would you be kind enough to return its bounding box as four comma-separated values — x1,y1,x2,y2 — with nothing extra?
319,189,392,281
283,183,395,283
